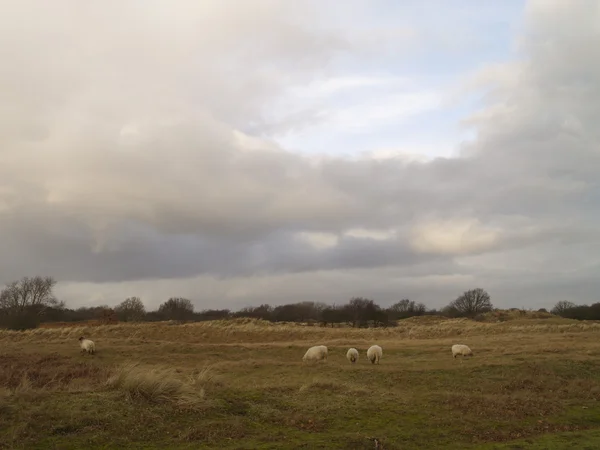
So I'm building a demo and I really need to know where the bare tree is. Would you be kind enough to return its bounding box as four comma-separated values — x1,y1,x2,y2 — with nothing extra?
551,300,577,316
387,299,427,319
343,297,382,327
115,297,146,322
158,297,194,321
320,305,342,328
271,301,326,323
235,304,273,321
449,288,493,317
0,276,61,329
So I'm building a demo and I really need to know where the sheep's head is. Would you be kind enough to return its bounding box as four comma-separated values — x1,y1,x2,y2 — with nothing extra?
78,336,85,341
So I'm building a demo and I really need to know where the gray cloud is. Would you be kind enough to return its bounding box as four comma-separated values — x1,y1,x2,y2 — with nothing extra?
0,0,598,310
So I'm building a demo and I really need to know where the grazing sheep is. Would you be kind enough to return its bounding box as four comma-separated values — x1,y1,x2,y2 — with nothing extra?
302,345,328,362
346,348,359,363
367,345,382,364
452,344,473,358
79,336,96,355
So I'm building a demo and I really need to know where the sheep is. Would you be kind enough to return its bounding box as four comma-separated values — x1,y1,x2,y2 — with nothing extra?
452,344,473,358
367,345,382,364
302,345,328,363
346,348,359,363
79,336,96,355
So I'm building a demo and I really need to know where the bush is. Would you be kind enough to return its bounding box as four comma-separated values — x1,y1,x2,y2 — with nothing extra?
0,312,41,330
550,301,600,320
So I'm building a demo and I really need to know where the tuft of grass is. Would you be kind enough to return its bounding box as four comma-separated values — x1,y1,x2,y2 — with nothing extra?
105,362,208,408
189,363,220,387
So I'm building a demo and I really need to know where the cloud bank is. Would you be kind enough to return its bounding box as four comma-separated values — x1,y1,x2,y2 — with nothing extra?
1,0,598,311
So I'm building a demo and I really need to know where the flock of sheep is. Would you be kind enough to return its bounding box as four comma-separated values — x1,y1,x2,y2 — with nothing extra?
78,335,474,362
302,343,473,363
301,345,384,364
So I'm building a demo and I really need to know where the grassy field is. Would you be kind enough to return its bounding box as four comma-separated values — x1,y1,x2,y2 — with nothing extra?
2,314,600,449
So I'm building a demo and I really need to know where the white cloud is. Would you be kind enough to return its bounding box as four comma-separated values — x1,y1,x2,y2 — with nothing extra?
0,0,598,312
410,218,501,256
324,90,441,131
344,228,396,241
258,73,434,141
356,147,447,162
297,232,339,250
289,74,409,98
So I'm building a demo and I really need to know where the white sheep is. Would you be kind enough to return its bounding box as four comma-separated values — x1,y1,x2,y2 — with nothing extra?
346,348,359,363
452,344,473,358
79,336,96,355
367,345,382,364
302,345,328,362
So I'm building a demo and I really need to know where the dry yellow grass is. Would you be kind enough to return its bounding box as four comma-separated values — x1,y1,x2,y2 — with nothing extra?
105,362,208,408
2,314,600,449
1,314,598,346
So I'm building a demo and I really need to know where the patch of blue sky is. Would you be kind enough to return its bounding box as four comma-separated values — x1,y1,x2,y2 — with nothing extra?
259,1,526,159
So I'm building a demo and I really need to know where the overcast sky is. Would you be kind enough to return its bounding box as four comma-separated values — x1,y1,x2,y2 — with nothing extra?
1,0,598,311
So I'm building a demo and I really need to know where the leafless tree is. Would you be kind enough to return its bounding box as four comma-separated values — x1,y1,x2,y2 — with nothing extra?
158,297,194,321
387,299,427,319
0,276,59,312
551,300,577,316
115,297,146,322
343,297,382,327
0,276,61,329
449,288,493,317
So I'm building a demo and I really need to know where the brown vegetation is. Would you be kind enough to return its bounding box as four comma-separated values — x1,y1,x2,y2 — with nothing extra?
2,313,600,449
2,312,598,346
105,362,209,408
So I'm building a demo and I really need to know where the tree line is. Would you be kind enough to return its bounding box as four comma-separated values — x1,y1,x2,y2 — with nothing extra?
550,300,600,321
0,275,498,330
